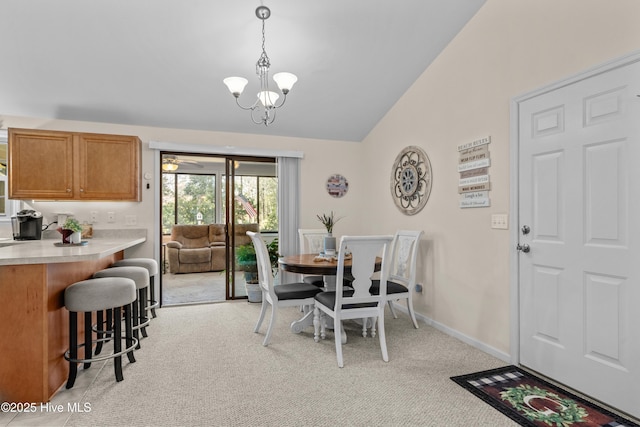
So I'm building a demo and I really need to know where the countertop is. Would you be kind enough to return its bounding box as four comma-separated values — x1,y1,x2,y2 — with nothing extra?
0,229,146,266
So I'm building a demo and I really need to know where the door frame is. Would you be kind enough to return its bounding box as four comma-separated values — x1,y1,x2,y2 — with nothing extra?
150,142,302,305
508,49,640,364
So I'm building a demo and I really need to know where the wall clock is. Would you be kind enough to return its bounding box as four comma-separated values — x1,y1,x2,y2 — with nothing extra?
390,146,432,215
326,174,348,198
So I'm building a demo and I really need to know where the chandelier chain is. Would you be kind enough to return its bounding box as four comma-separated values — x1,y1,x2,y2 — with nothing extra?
256,19,270,74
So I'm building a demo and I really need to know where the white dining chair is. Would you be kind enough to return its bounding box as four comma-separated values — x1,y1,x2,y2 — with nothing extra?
247,231,321,346
370,230,423,328
313,235,393,367
298,228,327,287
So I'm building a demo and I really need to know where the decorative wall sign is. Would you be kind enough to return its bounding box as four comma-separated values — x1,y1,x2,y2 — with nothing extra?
326,174,349,198
458,136,491,208
390,145,432,215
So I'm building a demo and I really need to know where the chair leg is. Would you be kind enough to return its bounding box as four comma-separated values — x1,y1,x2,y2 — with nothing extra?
149,276,157,318
132,296,140,349
313,306,321,343
334,317,344,368
320,312,327,340
66,311,78,389
388,300,398,319
378,311,389,362
83,312,92,369
95,310,104,355
139,288,148,338
124,303,136,364
106,309,113,341
263,304,277,346
406,297,419,329
361,318,367,338
253,298,268,333
113,306,124,382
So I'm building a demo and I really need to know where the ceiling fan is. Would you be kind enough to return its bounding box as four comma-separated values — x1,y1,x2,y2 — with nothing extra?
162,155,204,172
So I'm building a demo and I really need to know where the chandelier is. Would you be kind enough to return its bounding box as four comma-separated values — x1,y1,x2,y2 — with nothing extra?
223,5,297,126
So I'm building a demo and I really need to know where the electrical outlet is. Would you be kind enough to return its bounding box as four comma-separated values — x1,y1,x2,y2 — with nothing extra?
491,213,508,229
90,211,98,223
107,212,116,223
125,215,137,226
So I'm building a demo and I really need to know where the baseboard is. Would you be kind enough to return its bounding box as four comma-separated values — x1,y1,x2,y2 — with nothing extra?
390,304,511,363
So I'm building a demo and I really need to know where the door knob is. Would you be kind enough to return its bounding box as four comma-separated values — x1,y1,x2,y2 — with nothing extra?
521,225,530,235
516,243,530,253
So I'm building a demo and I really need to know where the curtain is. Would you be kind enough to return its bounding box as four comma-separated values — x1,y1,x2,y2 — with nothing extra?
277,157,300,284
276,156,300,255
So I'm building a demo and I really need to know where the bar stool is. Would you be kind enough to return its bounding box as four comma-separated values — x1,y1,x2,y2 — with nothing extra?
112,258,159,318
64,277,137,389
94,266,150,349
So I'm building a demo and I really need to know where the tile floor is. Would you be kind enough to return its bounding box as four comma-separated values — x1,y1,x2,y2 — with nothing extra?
0,359,105,426
161,270,249,305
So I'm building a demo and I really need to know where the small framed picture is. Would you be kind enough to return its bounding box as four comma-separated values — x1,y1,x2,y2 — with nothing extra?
326,174,349,198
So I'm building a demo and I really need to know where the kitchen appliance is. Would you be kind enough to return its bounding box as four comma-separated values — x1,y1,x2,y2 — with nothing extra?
12,210,43,240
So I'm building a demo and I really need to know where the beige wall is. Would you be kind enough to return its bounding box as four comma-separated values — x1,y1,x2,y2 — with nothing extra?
362,0,640,355
2,0,639,358
0,116,365,258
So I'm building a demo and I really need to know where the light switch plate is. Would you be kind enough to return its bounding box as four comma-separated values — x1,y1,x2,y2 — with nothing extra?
491,213,508,229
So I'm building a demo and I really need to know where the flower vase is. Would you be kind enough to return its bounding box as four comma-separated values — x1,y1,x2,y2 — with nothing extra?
70,231,82,244
323,234,336,256
61,229,74,244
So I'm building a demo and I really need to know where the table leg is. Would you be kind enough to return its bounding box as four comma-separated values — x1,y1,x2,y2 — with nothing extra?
290,305,314,333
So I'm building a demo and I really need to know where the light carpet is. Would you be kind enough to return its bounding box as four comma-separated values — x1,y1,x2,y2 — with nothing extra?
23,302,517,426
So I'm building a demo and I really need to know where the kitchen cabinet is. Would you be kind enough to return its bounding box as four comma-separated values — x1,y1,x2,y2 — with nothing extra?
8,128,141,201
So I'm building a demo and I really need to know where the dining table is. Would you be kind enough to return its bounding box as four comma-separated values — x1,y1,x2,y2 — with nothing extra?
278,253,381,338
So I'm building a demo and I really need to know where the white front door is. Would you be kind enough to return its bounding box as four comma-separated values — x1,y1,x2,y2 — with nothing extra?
517,56,640,417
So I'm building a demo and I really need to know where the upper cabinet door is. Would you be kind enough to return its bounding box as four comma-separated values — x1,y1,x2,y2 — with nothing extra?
78,133,140,201
8,129,75,199
8,128,141,201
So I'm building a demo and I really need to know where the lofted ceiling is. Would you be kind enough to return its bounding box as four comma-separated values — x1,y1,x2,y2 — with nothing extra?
0,1,486,142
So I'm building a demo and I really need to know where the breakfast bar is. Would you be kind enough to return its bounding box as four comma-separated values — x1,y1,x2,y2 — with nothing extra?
0,231,146,403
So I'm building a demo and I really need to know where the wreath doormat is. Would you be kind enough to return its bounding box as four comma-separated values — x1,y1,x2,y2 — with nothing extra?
451,365,638,427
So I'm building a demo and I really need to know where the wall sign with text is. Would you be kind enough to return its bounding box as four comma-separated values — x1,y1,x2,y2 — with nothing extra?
458,136,491,208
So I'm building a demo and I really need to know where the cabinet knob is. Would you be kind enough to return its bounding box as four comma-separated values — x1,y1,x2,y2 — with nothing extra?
66,188,71,192
80,188,84,192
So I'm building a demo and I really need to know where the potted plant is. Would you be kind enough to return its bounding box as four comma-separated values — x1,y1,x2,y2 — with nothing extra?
236,238,279,302
316,211,342,255
59,217,83,244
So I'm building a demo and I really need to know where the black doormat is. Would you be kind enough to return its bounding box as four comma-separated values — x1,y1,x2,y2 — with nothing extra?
451,365,639,427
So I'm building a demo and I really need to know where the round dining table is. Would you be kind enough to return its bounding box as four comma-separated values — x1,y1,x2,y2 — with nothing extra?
278,253,352,276
278,253,382,275
278,253,380,338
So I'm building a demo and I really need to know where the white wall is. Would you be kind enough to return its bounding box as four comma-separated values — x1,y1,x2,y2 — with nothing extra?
361,0,640,354
2,0,639,357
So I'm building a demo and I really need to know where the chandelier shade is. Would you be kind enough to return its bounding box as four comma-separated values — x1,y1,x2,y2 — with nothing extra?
223,77,249,97
273,72,297,94
223,5,296,126
258,91,279,107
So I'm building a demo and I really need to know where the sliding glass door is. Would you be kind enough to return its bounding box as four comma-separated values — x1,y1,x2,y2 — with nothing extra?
223,157,278,299
160,152,277,304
